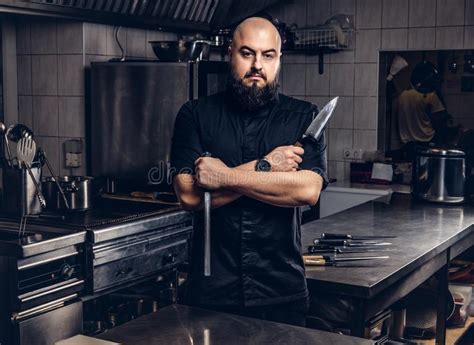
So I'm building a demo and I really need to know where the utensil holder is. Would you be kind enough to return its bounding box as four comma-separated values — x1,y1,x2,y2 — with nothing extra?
2,165,42,216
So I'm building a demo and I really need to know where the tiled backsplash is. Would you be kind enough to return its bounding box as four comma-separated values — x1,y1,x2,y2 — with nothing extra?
13,0,473,182
15,17,175,176
267,0,473,181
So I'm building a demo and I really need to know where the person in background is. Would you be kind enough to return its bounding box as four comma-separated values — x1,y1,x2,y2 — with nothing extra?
396,88,447,145
393,60,462,160
170,16,328,327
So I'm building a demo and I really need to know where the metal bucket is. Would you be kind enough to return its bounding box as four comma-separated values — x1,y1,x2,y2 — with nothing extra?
3,165,42,216
412,147,466,204
43,176,93,211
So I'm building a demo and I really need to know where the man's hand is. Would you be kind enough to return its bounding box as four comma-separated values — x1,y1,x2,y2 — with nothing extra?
265,145,304,172
195,157,230,190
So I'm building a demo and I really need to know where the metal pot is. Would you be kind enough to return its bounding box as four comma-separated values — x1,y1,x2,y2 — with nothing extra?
412,147,466,204
43,176,93,211
149,39,210,62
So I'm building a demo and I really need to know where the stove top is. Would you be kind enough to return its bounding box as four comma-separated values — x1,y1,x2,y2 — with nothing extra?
0,199,182,232
0,221,87,257
0,197,191,247
37,199,181,230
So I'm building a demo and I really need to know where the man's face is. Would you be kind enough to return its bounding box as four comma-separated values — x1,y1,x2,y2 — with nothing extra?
229,22,281,89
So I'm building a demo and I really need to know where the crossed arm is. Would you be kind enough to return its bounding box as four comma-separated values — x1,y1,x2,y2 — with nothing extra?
173,146,324,211
173,159,253,210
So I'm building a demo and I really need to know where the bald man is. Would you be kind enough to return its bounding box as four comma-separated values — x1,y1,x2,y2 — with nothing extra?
170,17,328,326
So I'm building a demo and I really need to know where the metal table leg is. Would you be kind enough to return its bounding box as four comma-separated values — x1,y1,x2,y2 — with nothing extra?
350,299,367,337
435,256,450,345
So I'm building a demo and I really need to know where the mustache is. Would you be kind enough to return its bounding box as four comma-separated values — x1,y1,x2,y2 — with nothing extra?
244,68,267,81
227,72,279,112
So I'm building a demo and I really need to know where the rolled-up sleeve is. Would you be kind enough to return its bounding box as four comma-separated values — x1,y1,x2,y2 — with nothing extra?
170,101,203,181
298,107,329,191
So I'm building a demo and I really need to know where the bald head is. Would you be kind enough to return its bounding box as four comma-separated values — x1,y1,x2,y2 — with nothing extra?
229,17,282,89
232,17,281,51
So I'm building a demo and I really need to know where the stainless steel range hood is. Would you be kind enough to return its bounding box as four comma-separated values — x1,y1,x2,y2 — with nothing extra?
0,0,283,32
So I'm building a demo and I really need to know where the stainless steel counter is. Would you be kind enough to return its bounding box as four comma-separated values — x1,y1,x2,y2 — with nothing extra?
97,304,374,345
302,192,474,342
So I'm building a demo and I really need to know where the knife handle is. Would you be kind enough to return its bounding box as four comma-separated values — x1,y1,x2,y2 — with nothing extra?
131,191,158,200
303,257,327,266
313,239,348,246
308,246,336,254
303,254,330,261
321,233,352,240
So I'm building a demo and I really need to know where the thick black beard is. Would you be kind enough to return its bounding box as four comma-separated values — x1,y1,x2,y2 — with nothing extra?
227,74,279,112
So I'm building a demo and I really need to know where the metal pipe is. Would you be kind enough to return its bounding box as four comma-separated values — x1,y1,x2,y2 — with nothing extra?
201,151,212,276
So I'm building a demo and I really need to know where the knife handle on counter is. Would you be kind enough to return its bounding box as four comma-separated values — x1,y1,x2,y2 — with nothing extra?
321,233,353,240
303,254,389,266
313,239,349,246
303,255,330,266
131,191,158,200
321,233,396,240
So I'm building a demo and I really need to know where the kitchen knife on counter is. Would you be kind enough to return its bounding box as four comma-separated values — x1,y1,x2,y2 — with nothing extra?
313,239,392,246
296,97,339,146
307,245,389,254
321,233,396,240
303,254,389,266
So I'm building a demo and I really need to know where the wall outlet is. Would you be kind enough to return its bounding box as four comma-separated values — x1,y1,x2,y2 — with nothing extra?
343,148,363,160
65,152,82,168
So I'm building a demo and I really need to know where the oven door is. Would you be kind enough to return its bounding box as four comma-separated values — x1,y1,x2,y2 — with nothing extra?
10,297,82,345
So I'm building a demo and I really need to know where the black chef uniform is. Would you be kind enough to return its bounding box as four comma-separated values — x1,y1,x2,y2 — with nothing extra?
170,90,328,325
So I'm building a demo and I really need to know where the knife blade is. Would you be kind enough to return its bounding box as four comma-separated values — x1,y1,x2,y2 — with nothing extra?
303,255,389,266
321,233,396,240
313,239,392,246
297,97,339,145
310,243,379,250
307,245,388,254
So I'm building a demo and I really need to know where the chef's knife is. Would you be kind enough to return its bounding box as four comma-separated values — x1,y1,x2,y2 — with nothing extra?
313,239,392,246
321,233,396,240
303,254,389,266
296,97,339,146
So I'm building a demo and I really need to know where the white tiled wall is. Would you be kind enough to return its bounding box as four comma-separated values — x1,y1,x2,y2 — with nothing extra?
268,0,471,180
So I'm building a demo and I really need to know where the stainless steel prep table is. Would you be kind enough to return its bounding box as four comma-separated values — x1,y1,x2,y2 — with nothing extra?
97,304,375,345
302,192,474,343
